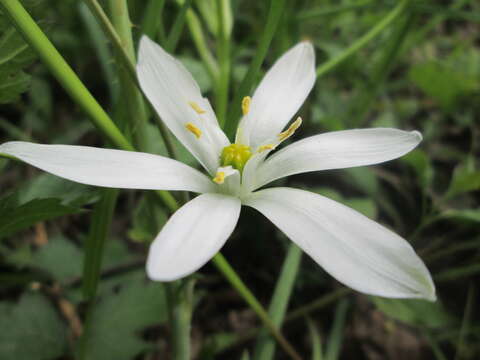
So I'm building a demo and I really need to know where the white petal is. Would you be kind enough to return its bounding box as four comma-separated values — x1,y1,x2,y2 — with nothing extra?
255,128,422,190
0,141,215,193
146,193,241,281
244,187,436,300
137,36,229,174
240,42,316,149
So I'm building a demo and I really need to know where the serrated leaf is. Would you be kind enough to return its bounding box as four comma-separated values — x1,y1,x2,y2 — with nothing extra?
0,198,82,239
0,292,67,360
84,280,168,360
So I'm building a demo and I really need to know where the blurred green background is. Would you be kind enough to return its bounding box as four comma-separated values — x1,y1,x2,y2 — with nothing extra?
0,0,479,359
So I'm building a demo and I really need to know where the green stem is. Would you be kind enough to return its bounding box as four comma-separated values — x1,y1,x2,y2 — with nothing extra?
141,0,166,41
225,0,287,140
253,244,302,360
212,253,303,360
316,0,410,78
165,280,194,360
107,0,149,151
296,0,375,21
166,0,193,52
215,0,231,128
183,5,219,81
348,10,415,127
78,188,118,360
83,0,137,86
0,0,132,151
83,0,177,160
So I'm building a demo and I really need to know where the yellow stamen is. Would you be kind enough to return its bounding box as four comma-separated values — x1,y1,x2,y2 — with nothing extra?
185,122,202,139
188,101,206,114
257,144,275,153
278,117,302,141
241,96,251,115
213,171,226,184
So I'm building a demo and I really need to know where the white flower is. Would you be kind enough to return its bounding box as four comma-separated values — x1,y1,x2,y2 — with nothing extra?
0,36,436,301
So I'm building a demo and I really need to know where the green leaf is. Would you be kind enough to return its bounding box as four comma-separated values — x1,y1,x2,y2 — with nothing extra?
16,173,99,207
31,235,83,281
0,198,82,240
441,209,480,224
83,280,168,360
445,164,480,198
0,292,67,360
0,0,49,104
401,149,434,188
371,297,453,328
408,60,478,110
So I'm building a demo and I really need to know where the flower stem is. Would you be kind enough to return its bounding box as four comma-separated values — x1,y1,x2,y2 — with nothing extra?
79,188,118,359
0,0,132,152
252,243,302,360
107,0,149,152
84,0,177,159
166,0,193,53
165,279,195,360
315,0,410,78
212,253,303,360
183,6,219,82
224,0,287,140
215,0,231,128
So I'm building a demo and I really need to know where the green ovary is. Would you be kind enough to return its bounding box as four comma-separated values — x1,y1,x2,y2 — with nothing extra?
220,144,252,172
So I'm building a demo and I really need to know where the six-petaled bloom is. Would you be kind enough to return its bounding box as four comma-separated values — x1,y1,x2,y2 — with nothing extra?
0,36,436,301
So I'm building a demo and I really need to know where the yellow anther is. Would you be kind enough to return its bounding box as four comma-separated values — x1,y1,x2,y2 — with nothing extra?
257,144,275,153
241,96,251,115
213,171,226,184
185,122,202,139
188,101,206,114
278,117,302,141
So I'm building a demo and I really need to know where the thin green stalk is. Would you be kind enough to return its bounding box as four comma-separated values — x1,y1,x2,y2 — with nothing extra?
166,0,193,52
78,2,118,104
316,0,410,78
83,0,177,160
296,0,375,21
79,188,118,359
83,0,136,86
165,279,194,360
0,0,132,151
253,244,302,360
215,0,231,128
212,253,303,360
108,0,149,151
82,189,118,299
225,0,287,139
348,10,416,127
141,0,166,41
184,5,219,81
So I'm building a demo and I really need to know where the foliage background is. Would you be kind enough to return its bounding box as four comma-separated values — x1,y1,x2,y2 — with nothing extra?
0,0,479,359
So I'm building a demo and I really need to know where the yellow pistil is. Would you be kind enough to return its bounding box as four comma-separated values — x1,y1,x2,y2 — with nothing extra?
213,171,226,184
220,143,252,172
185,122,202,139
241,96,251,115
257,144,275,153
278,117,302,141
188,101,206,114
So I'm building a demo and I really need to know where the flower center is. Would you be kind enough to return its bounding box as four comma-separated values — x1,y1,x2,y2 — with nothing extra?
220,143,252,172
